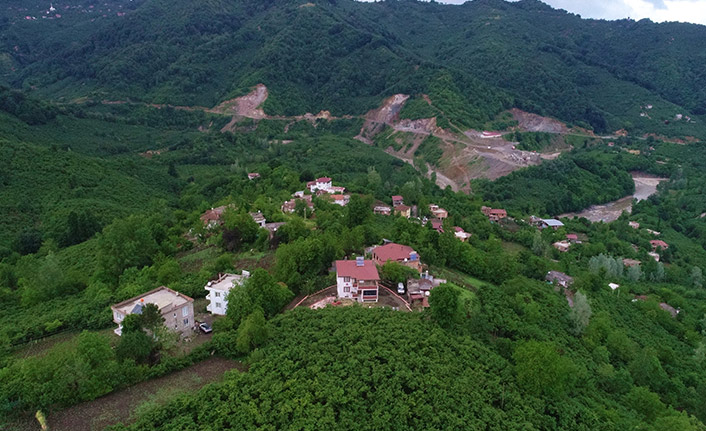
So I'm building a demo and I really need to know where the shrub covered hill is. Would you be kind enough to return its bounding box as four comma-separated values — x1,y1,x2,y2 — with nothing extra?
1,0,706,136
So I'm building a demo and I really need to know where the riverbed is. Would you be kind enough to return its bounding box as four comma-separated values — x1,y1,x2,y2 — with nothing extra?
559,174,668,223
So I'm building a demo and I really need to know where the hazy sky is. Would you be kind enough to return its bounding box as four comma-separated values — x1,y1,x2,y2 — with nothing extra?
357,0,706,25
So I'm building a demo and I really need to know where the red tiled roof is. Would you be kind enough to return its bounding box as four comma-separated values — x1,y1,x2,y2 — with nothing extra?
394,204,411,211
373,243,417,263
391,195,403,201
566,234,578,240
489,209,507,216
335,260,380,280
317,177,332,183
430,219,444,232
200,205,228,222
650,240,669,248
454,226,464,232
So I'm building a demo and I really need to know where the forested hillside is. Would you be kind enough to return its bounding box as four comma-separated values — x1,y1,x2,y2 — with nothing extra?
1,0,705,137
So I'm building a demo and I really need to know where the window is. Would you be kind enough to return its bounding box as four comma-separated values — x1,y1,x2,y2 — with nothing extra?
343,287,350,293
113,311,123,321
182,307,189,317
183,318,189,325
363,290,377,296
216,302,221,308
343,276,351,282
215,292,221,297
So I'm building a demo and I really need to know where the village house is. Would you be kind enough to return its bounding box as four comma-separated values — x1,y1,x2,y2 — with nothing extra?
391,195,405,207
282,194,314,214
406,278,433,306
629,221,640,229
373,205,392,216
608,283,620,291
205,271,251,315
406,271,446,307
539,218,564,230
247,173,260,180
646,229,661,236
553,241,571,253
454,227,472,242
429,219,444,233
111,286,194,337
650,240,669,252
249,211,267,227
264,222,286,239
482,206,507,222
623,258,641,268
372,242,422,272
566,234,581,244
394,204,411,218
200,205,231,229
330,194,350,207
429,204,448,220
307,177,333,193
546,271,574,289
335,257,380,303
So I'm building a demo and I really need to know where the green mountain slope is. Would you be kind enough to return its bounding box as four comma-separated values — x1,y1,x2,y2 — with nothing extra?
2,0,705,137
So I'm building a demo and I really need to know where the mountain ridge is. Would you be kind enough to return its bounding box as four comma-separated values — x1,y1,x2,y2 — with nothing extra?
1,0,705,137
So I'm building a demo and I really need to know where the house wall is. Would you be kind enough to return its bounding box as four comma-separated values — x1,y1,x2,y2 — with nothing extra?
337,276,355,299
112,302,194,337
206,288,229,315
163,302,195,336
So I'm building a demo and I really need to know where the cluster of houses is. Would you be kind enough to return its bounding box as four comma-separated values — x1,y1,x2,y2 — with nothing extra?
336,241,444,307
481,206,507,223
111,271,253,338
281,177,350,212
553,233,582,253
198,206,285,238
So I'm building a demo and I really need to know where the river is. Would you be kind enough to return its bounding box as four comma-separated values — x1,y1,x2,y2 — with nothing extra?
559,173,668,223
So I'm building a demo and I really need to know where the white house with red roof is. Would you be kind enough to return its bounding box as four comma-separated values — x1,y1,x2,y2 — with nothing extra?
335,257,380,302
307,177,333,193
454,227,472,242
330,194,350,207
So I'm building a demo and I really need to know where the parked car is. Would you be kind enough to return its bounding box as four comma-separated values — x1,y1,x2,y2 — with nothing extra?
198,322,212,333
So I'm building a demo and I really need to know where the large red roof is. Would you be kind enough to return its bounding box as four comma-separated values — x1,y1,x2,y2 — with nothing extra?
373,243,417,263
335,260,380,280
317,177,332,183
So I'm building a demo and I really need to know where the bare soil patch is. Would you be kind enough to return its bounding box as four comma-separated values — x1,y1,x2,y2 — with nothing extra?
511,108,569,134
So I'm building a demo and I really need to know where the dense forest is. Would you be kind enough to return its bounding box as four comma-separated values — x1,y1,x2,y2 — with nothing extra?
1,0,705,138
